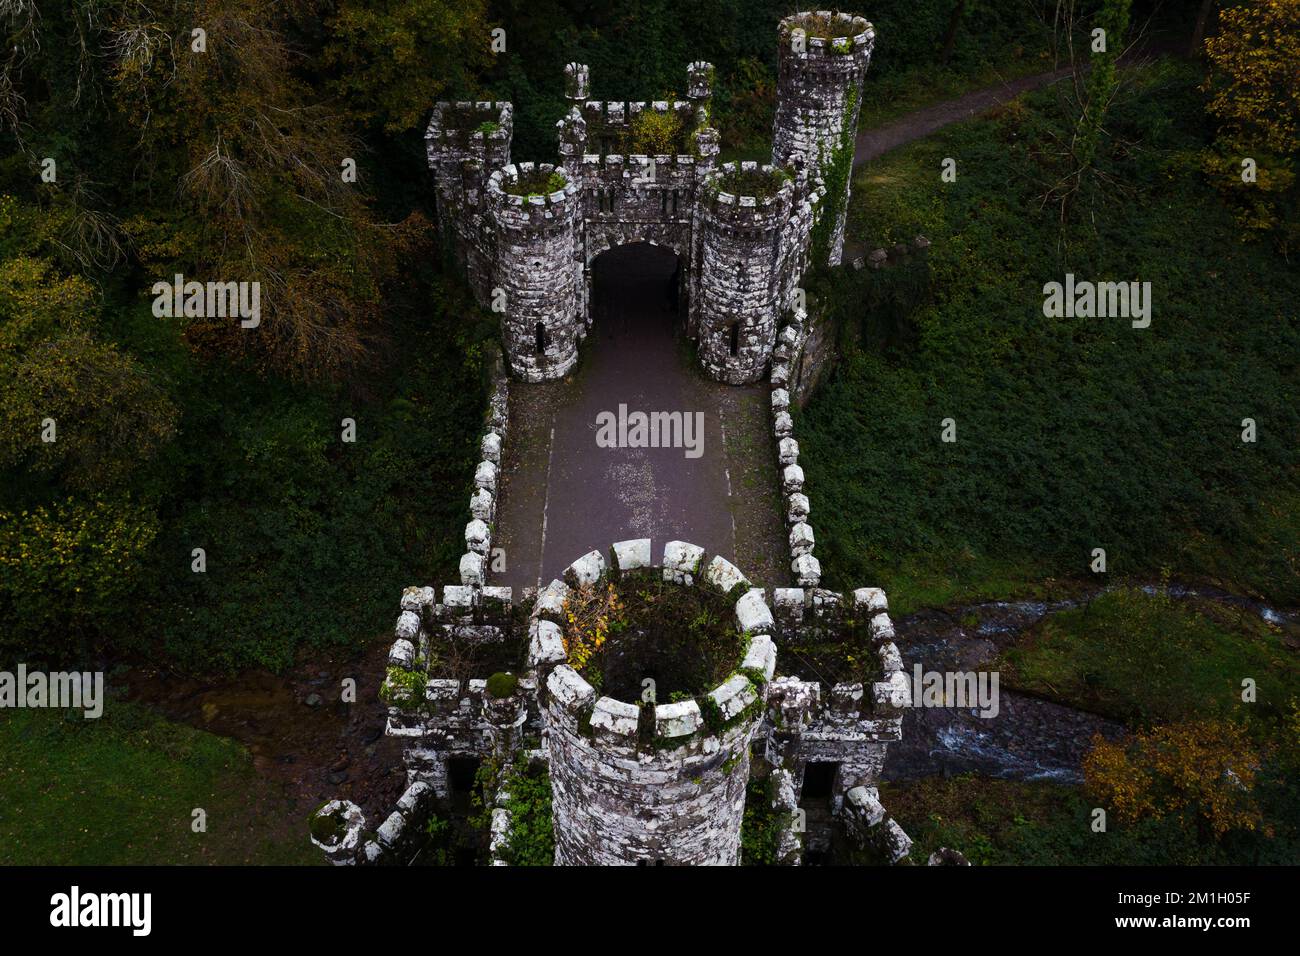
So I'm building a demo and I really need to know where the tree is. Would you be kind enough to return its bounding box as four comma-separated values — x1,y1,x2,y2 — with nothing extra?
1037,0,1139,230
0,497,159,664
0,252,177,490
1084,719,1269,839
104,0,431,382
1189,0,1217,58
1199,0,1300,253
323,0,493,134
940,0,968,66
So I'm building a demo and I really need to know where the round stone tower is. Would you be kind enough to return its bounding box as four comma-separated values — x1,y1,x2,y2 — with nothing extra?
488,162,583,382
695,162,798,385
535,540,777,865
771,11,874,266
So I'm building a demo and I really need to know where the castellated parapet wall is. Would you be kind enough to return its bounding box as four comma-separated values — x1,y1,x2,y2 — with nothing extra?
313,531,913,865
425,101,514,303
487,163,584,382
772,12,874,266
536,542,776,865
427,13,873,385
694,162,815,384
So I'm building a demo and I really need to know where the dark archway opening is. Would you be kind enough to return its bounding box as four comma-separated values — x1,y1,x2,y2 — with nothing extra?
802,761,837,799
591,242,684,340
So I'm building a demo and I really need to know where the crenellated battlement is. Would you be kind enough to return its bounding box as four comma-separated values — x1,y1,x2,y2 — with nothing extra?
355,531,911,865
777,11,875,65
429,11,873,385
313,12,915,866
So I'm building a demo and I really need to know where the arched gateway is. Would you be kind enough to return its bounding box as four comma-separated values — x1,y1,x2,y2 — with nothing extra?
426,12,875,385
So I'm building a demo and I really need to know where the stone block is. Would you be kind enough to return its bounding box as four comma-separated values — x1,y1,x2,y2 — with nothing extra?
591,697,640,738
704,555,749,596
474,460,498,493
459,551,485,587
662,540,706,584
708,674,758,722
547,665,596,711
878,641,903,675
788,521,815,557
872,670,911,717
778,436,799,466
782,463,804,494
442,585,475,615
388,638,416,668
773,410,793,438
740,634,777,682
563,549,605,588
465,518,491,555
853,587,888,614
792,553,821,587
611,538,652,573
400,586,436,615
528,619,566,668
394,611,421,642
533,579,569,621
654,700,702,739
470,488,494,522
735,588,775,634
376,811,406,850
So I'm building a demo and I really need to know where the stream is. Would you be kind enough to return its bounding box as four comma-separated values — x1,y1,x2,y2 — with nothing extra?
883,583,1299,784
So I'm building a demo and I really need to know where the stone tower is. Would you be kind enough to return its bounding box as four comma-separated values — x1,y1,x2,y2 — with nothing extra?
771,11,874,266
426,10,873,383
425,101,514,303
694,163,813,385
486,163,583,382
314,538,916,866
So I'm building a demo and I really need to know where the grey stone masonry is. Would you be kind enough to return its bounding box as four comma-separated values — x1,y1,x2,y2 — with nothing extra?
772,11,874,266
694,163,816,384
428,12,870,386
545,541,772,865
425,101,514,303
487,163,583,382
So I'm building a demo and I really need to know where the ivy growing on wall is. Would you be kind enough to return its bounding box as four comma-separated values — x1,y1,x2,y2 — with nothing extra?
810,85,859,266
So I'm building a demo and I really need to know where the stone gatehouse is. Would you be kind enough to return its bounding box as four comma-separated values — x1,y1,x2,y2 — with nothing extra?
426,11,875,385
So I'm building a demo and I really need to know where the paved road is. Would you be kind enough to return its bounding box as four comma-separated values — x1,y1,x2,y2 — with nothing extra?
491,243,784,591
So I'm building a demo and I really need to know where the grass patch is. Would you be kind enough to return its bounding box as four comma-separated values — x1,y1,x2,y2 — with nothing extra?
0,699,319,865
799,59,1300,607
504,168,567,199
1000,588,1300,727
881,772,1299,866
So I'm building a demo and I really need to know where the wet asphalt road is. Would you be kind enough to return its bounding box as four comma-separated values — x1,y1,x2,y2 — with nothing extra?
492,243,743,590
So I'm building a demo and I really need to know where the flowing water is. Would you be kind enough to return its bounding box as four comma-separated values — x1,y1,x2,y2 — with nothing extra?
884,584,1298,784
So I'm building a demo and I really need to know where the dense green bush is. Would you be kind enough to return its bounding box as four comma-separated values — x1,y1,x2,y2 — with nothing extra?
0,497,159,664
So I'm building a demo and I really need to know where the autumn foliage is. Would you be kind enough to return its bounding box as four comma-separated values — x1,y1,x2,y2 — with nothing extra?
1201,0,1300,250
1084,718,1269,838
